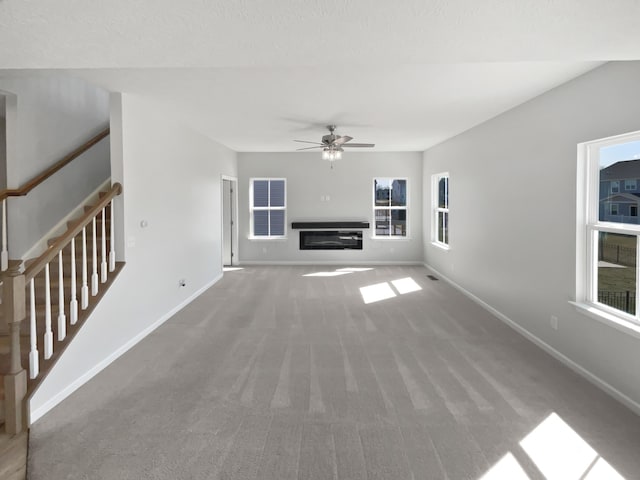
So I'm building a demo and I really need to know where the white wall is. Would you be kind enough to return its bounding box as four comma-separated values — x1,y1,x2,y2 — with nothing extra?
238,151,423,264
30,94,238,420
0,75,110,258
423,61,640,410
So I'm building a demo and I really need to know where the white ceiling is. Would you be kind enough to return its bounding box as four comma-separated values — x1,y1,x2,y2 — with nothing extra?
2,0,639,152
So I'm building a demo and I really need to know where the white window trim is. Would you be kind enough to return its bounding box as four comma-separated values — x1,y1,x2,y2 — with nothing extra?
576,131,640,334
249,178,287,239
625,179,637,190
372,177,409,239
431,172,450,250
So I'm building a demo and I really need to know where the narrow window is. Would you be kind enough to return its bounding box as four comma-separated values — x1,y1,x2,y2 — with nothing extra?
373,178,408,237
432,173,449,248
250,178,286,238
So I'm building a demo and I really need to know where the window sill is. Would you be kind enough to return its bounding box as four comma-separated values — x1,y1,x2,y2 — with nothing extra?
431,242,450,251
370,236,412,241
570,301,640,339
248,236,287,241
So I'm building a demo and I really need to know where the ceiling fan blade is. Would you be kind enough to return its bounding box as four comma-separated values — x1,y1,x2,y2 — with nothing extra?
296,146,324,150
333,135,353,146
342,143,375,148
294,140,324,145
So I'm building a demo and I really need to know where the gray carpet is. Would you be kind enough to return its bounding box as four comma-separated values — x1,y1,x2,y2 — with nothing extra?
28,266,640,479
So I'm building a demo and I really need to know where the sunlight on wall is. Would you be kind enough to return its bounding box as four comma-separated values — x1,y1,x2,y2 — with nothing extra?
479,452,529,480
518,412,625,480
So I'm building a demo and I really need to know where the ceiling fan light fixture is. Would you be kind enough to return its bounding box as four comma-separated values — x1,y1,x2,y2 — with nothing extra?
322,147,342,162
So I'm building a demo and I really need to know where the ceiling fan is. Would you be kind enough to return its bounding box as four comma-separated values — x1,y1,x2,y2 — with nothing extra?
294,125,375,162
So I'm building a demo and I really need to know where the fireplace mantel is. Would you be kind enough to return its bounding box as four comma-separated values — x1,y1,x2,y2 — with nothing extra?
291,221,370,229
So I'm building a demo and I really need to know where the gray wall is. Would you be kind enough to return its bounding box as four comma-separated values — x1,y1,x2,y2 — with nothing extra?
31,94,238,419
423,61,640,409
238,151,423,264
0,75,110,258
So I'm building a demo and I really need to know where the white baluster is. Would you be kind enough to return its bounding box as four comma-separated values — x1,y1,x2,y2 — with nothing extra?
1,199,7,271
81,226,88,309
57,250,66,341
44,264,53,360
101,207,107,283
91,216,98,296
109,199,115,272
70,236,78,324
29,279,39,379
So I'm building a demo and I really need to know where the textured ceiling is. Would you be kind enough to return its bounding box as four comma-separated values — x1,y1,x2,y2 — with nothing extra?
1,0,638,151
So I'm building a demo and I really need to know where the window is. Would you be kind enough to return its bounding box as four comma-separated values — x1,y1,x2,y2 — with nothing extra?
626,179,637,190
610,180,620,193
578,132,640,326
432,173,449,247
250,179,286,238
373,178,407,237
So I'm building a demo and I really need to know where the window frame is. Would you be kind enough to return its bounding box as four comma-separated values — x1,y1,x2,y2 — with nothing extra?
576,131,640,333
625,179,637,190
249,178,287,239
431,172,450,249
372,177,409,239
611,180,620,193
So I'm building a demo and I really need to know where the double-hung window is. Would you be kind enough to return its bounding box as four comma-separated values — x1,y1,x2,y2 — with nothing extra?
578,131,640,327
250,178,286,238
373,178,407,237
432,173,449,248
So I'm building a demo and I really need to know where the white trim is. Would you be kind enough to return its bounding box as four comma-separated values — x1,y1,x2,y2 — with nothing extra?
431,172,450,247
29,272,223,423
221,175,239,267
372,177,409,239
21,178,112,261
570,301,640,339
424,263,640,417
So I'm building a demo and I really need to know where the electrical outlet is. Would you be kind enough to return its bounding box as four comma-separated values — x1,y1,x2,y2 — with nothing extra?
550,315,559,330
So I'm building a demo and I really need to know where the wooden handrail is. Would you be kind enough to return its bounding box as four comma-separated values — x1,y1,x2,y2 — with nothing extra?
24,182,122,282
0,128,110,202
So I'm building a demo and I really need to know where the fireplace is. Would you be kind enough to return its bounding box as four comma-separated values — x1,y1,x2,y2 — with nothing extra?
299,231,363,250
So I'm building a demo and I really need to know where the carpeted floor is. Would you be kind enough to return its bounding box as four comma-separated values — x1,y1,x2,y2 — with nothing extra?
28,266,640,479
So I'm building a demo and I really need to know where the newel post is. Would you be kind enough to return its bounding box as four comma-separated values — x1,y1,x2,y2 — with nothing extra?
3,264,27,434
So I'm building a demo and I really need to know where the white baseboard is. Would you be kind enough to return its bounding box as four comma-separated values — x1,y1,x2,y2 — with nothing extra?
424,263,640,417
29,272,223,423
21,178,112,261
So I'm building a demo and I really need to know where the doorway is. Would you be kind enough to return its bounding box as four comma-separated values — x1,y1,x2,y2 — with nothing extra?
222,176,238,267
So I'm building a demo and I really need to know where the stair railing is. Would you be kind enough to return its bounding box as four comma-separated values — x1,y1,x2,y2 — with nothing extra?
1,127,113,435
0,128,110,272
3,182,122,434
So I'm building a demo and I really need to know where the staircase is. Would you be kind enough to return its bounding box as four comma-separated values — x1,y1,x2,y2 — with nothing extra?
0,129,123,446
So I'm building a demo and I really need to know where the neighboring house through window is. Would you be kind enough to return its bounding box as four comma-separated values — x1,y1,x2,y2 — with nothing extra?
432,173,449,248
577,131,640,328
373,178,407,237
250,178,286,238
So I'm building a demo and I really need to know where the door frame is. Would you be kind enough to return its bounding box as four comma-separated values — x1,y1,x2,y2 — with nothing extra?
221,175,239,267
